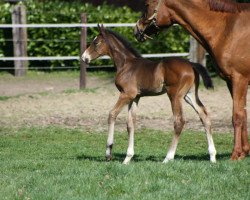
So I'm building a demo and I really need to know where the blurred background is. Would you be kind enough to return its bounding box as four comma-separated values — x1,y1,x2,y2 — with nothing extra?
0,0,249,75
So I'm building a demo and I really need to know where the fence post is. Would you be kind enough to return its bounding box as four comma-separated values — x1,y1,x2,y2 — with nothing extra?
80,13,88,89
12,4,28,76
189,36,206,67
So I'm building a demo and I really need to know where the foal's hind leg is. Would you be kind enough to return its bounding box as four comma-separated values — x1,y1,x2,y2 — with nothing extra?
123,98,139,165
106,93,133,161
163,94,185,163
184,89,216,163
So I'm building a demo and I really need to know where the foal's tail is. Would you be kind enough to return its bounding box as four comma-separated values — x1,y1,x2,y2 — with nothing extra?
191,62,214,89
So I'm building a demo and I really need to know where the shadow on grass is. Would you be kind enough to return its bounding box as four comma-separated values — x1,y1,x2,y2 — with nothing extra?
174,153,231,161
76,152,231,162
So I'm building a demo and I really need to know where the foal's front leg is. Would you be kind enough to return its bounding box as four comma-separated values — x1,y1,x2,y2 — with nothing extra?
106,93,132,161
123,98,139,165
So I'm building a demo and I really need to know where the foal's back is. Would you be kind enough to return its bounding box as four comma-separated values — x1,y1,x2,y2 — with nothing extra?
124,57,195,96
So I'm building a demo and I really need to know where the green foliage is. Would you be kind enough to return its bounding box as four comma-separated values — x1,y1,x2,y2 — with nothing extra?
0,127,249,199
0,3,12,58
63,87,98,94
0,0,189,69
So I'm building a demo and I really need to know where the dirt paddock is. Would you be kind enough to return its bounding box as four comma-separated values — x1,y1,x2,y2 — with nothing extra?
0,73,249,134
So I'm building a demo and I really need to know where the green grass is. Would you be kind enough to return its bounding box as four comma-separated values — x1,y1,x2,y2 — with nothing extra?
0,88,99,102
0,96,11,101
0,127,249,200
63,87,99,94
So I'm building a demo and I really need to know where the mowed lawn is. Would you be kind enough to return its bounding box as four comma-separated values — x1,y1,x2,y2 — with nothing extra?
0,127,249,200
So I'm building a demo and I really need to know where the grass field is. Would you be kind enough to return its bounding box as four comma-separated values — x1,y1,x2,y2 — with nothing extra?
0,127,249,200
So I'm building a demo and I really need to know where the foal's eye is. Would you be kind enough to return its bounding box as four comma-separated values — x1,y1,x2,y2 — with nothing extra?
93,41,99,46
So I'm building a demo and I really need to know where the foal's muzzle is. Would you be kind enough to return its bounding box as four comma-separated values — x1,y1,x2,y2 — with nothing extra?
81,51,90,64
82,57,90,64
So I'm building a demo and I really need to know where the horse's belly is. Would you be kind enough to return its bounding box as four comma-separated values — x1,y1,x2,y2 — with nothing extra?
215,41,250,79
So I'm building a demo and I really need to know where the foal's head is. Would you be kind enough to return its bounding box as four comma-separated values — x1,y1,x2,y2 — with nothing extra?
82,24,141,64
82,24,110,64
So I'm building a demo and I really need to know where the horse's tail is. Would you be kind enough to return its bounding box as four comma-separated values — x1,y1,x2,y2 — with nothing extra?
191,62,214,89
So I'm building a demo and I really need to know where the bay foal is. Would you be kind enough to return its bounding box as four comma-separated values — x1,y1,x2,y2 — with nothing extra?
82,25,216,164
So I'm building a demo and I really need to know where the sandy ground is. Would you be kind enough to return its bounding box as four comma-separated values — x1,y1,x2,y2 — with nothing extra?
0,74,249,134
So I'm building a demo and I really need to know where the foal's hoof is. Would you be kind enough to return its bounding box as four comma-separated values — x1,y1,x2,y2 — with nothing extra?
122,160,130,165
162,158,173,164
106,155,112,162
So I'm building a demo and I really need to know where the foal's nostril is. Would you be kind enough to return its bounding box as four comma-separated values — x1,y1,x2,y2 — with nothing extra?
83,57,89,64
81,55,89,64
82,51,91,64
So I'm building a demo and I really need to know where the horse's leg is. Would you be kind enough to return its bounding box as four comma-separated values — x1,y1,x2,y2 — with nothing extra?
106,93,133,161
184,88,216,163
242,107,249,156
231,74,249,160
123,98,140,165
163,94,185,163
228,79,249,157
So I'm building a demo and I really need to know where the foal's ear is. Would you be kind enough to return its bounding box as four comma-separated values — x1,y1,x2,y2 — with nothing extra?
99,24,109,41
97,23,102,33
100,24,107,35
101,24,105,31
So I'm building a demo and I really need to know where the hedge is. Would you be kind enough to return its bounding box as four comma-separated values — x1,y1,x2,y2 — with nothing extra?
0,0,189,70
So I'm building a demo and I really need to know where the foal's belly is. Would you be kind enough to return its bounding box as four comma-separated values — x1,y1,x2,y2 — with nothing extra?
139,83,167,96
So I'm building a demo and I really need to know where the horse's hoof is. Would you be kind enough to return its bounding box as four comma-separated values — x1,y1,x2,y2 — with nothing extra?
239,154,246,160
231,151,245,160
242,145,250,156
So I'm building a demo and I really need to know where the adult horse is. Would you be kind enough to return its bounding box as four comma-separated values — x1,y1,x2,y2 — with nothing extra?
134,0,250,160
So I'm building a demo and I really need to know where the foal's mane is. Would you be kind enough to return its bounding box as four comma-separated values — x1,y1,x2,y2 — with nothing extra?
208,0,245,13
106,29,142,58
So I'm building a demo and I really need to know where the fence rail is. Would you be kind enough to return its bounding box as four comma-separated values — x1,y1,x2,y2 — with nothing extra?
0,23,136,28
0,53,189,61
0,22,187,62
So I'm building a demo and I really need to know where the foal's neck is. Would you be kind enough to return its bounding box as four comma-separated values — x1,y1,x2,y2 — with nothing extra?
108,35,137,71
